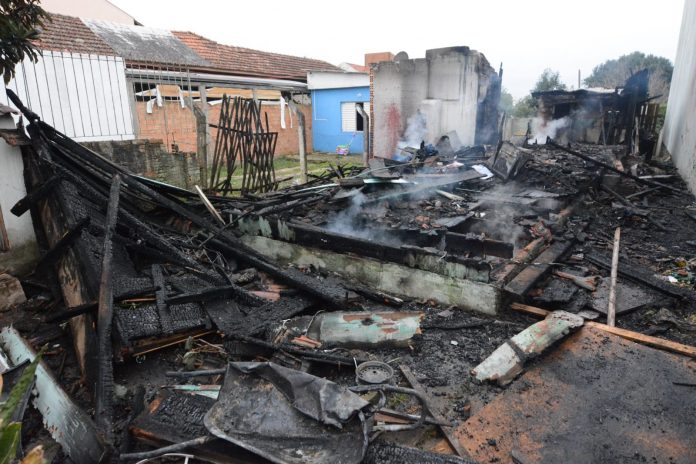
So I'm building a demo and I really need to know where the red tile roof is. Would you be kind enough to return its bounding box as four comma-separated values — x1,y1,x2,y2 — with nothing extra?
33,14,115,56
32,14,339,81
173,31,340,81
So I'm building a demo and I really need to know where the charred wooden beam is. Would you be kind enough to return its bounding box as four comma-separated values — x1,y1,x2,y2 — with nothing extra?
44,287,158,323
10,174,63,217
152,265,174,335
445,232,514,259
165,284,266,307
34,217,90,269
504,239,576,298
95,175,121,445
585,252,696,302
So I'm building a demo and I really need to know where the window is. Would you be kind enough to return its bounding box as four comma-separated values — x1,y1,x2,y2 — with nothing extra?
341,102,370,132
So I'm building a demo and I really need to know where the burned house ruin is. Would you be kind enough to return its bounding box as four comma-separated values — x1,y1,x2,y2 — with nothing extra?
2,7,696,464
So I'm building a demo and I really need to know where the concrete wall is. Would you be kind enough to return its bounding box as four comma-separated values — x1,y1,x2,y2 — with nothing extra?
663,0,696,193
82,139,200,189
371,47,498,158
0,117,38,275
311,87,370,154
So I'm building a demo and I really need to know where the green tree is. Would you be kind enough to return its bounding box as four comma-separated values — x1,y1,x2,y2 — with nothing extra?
533,68,567,93
584,52,673,102
499,87,514,115
512,95,537,118
0,0,50,84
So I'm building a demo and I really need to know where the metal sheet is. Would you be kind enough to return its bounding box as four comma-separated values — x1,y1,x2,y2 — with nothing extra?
456,326,696,463
204,362,369,464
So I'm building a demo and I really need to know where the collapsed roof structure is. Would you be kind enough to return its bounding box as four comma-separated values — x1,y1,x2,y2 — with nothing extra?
1,81,696,463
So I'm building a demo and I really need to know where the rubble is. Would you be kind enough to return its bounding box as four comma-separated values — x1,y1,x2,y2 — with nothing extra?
2,83,696,464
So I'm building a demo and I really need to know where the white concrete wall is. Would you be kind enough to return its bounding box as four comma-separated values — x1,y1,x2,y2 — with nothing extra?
41,0,136,24
663,0,696,193
308,71,369,90
0,115,38,275
1,51,135,142
372,48,495,158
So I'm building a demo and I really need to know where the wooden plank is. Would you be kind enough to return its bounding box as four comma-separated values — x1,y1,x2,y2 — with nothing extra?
607,227,621,326
94,174,121,443
509,302,696,359
504,239,575,297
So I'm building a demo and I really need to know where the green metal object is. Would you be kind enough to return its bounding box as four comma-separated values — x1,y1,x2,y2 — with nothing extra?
307,312,423,348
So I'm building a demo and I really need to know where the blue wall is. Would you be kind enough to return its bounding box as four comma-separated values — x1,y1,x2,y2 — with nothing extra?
311,86,370,154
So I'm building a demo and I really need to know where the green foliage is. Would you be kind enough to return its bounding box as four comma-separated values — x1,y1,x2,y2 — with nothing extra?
499,87,514,115
533,69,567,93
0,422,21,464
584,52,673,102
0,351,42,464
0,0,50,84
512,95,537,118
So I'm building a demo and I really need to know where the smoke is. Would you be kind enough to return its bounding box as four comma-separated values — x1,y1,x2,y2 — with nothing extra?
394,111,428,160
528,116,570,144
324,192,403,246
471,183,530,249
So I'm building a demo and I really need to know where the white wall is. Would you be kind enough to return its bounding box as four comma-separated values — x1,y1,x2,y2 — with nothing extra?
1,51,135,142
0,115,38,275
372,48,496,158
308,71,369,90
40,0,136,24
663,0,696,193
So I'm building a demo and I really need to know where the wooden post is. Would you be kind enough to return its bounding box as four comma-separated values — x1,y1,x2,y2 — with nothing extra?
289,100,307,183
607,227,621,327
95,174,121,444
191,94,208,189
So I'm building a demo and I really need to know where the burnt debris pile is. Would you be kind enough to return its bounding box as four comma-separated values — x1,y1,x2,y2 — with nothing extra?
2,89,696,464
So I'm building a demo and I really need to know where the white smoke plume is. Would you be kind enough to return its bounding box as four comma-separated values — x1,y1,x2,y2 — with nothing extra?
528,116,570,144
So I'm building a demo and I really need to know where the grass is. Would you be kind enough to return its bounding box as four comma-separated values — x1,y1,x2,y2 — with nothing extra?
211,152,364,193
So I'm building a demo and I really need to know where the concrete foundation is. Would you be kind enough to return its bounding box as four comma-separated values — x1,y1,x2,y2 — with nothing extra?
241,235,503,315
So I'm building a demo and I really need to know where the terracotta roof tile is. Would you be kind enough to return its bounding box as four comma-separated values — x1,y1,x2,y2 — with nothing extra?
32,14,340,81
173,31,341,80
33,14,115,56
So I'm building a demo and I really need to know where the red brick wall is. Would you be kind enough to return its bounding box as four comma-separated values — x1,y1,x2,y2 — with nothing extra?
135,101,312,156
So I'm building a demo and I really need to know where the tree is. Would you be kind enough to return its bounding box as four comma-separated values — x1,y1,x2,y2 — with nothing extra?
584,52,673,102
512,95,537,118
533,69,567,93
499,87,514,115
0,0,49,84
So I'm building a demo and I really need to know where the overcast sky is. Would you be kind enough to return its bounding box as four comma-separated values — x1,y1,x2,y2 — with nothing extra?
111,0,685,99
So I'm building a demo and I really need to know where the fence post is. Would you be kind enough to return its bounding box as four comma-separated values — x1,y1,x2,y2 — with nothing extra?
289,100,307,184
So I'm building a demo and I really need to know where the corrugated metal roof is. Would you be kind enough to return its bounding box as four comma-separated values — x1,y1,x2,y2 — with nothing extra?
83,19,211,67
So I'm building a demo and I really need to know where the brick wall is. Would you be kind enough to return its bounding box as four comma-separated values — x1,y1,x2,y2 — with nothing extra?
82,139,200,189
135,100,312,156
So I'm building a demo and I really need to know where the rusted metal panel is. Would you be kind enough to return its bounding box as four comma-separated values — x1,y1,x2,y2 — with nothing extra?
455,326,696,463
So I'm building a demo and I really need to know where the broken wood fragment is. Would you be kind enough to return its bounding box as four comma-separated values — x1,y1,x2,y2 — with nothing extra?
510,303,696,359
10,174,63,217
607,227,621,327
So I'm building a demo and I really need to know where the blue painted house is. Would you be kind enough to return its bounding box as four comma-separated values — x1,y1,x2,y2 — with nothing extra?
307,71,370,154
